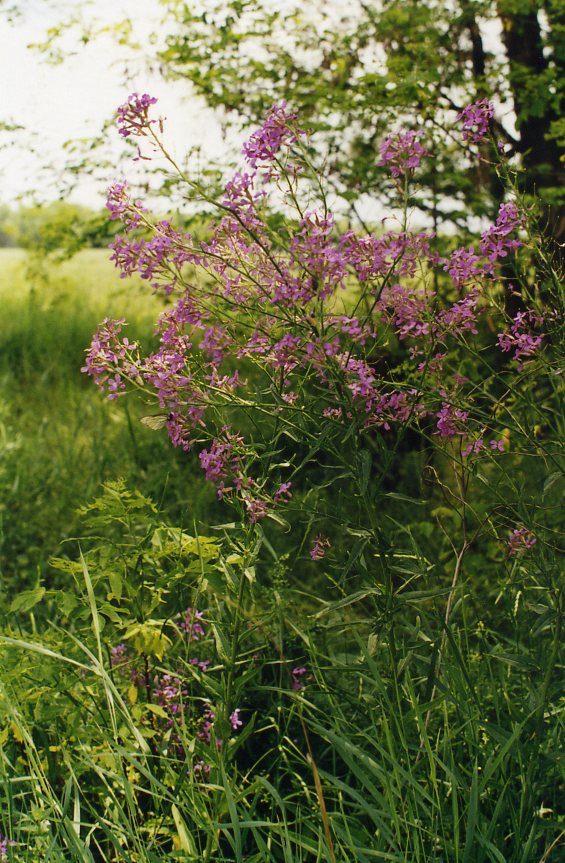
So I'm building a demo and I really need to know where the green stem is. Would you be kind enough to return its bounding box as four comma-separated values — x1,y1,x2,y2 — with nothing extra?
225,540,252,724
535,589,562,739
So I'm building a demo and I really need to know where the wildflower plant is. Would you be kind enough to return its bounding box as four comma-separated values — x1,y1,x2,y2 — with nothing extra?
84,95,560,570
1,95,562,863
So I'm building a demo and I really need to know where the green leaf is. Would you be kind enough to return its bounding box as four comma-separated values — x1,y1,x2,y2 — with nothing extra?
10,587,46,613
172,803,198,856
202,569,226,594
211,623,230,662
543,470,563,497
145,703,170,720
463,761,479,863
124,622,172,660
108,571,123,600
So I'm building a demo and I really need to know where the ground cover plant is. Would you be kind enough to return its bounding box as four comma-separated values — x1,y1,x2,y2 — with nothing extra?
0,92,563,862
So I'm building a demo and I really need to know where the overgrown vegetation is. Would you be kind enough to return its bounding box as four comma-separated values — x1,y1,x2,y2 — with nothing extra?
0,3,563,861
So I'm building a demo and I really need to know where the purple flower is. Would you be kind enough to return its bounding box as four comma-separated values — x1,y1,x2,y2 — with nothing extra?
230,708,243,730
378,282,433,340
199,428,244,488
462,438,484,457
223,171,266,231
366,388,426,432
490,439,505,452
197,706,215,744
0,835,14,861
117,92,158,138
341,230,435,282
291,667,307,690
480,202,524,264
289,211,348,298
244,497,271,523
507,527,536,556
179,608,206,641
189,657,210,671
81,318,136,399
106,181,130,220
273,482,292,504
437,289,480,336
498,309,544,368
436,403,469,439
153,673,188,722
378,129,428,178
110,643,129,671
310,534,330,560
443,246,484,289
458,98,495,144
242,102,302,168
193,758,210,778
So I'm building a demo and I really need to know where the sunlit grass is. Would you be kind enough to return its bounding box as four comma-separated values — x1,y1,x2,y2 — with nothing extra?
0,249,214,596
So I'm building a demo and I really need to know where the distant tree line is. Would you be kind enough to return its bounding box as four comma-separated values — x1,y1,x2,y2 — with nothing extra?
0,201,113,252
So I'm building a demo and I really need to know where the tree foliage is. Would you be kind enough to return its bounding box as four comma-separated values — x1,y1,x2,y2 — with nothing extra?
158,0,564,237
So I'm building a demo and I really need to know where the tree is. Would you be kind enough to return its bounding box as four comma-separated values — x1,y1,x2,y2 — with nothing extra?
497,0,564,239
157,0,564,240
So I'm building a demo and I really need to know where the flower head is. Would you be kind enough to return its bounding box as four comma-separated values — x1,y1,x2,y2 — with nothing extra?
179,607,206,641
498,309,543,368
230,708,243,730
507,527,536,556
110,643,131,675
0,835,14,861
310,534,331,560
458,98,495,144
291,666,308,690
242,102,301,168
117,92,158,138
379,130,428,178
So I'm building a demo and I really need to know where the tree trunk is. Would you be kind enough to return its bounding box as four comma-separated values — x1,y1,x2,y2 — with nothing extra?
497,2,565,250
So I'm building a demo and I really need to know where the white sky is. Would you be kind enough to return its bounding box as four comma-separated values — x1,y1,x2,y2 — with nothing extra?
0,0,228,207
0,0,509,213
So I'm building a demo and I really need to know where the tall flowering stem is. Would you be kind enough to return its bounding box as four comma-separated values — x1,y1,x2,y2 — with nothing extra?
85,94,555,568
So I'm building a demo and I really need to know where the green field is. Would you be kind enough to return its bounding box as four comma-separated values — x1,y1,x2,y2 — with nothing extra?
0,249,215,595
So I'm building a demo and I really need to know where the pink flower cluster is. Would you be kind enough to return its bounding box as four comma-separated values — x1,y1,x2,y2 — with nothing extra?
458,98,495,144
291,666,308,690
340,229,436,282
81,318,139,399
443,202,524,288
179,607,206,641
310,534,330,560
507,527,537,556
117,92,158,138
84,97,537,521
379,129,428,178
242,101,301,168
462,438,506,458
0,835,14,861
498,309,544,368
480,202,524,267
106,181,130,221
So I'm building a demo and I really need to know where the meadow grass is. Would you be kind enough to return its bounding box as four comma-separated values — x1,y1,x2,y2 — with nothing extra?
0,249,215,596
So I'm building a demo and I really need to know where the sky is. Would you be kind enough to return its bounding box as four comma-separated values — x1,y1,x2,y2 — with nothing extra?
0,0,228,208
0,0,509,214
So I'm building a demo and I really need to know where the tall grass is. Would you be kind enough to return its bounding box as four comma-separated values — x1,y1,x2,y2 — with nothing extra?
0,250,215,596
1,533,562,861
